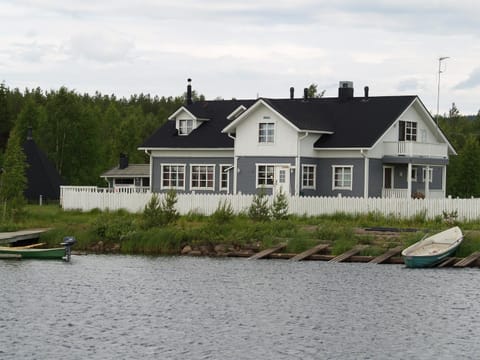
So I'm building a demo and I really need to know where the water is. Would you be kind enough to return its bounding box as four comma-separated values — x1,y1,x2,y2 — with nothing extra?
1,255,479,360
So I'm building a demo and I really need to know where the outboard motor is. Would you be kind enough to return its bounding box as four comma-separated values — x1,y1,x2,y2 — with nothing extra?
61,236,76,262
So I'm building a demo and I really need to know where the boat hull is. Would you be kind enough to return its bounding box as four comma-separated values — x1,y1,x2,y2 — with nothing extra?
0,247,66,259
401,226,463,268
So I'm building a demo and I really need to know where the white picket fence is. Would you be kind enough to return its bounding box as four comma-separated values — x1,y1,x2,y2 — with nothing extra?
60,186,480,221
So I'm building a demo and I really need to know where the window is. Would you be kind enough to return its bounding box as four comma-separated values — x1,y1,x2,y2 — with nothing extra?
191,165,215,190
179,119,194,135
399,121,417,141
258,122,275,143
220,165,232,191
302,165,316,189
422,167,433,183
411,168,417,182
332,166,353,190
162,165,185,189
257,165,275,186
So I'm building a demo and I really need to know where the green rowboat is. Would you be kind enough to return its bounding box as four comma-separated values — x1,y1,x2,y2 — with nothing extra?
401,226,463,268
0,246,67,259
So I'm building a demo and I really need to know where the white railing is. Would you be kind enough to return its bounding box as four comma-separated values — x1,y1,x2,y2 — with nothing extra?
60,186,480,221
383,141,448,158
382,188,409,198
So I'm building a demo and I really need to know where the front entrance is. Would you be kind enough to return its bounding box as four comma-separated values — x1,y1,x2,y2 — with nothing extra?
383,166,394,189
274,166,290,195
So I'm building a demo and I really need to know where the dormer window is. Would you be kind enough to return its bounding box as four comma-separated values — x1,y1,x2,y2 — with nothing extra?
179,119,194,135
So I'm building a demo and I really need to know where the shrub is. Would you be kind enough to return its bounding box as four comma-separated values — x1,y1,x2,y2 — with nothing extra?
248,188,270,222
271,190,289,220
211,200,234,224
142,190,179,228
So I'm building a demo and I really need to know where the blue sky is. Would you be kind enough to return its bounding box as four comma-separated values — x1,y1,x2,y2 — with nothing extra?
1,0,479,115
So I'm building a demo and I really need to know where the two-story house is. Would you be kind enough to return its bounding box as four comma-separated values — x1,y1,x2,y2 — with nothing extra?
138,80,455,198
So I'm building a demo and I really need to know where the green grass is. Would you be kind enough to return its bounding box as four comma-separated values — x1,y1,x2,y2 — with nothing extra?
3,205,480,257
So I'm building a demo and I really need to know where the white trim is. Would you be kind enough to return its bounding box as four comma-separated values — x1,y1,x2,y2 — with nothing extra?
301,164,316,190
219,164,232,192
383,165,394,189
332,165,353,191
168,106,198,121
255,163,275,188
422,167,433,183
160,164,186,190
226,105,247,120
411,167,417,182
138,147,234,151
178,119,194,136
258,120,276,145
190,164,215,191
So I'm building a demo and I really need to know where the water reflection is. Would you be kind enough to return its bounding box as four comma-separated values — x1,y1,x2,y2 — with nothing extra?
1,256,479,359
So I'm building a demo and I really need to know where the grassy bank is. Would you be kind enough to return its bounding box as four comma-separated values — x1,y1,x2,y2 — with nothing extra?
4,205,480,257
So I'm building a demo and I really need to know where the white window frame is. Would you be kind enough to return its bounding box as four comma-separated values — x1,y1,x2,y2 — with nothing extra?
332,165,353,190
411,167,417,182
220,164,232,192
161,164,186,190
258,118,275,144
178,119,194,135
256,164,275,188
422,167,433,183
399,120,417,141
190,164,215,190
302,165,316,190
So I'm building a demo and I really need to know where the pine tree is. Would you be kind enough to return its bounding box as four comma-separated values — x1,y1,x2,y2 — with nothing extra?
0,125,27,221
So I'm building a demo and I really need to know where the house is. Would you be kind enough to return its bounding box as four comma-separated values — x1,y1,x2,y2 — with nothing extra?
100,153,150,190
22,128,65,202
138,80,455,198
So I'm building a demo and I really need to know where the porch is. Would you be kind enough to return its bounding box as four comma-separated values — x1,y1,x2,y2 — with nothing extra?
381,188,445,199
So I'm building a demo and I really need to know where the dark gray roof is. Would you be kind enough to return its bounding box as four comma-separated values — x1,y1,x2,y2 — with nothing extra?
101,164,150,178
140,96,417,149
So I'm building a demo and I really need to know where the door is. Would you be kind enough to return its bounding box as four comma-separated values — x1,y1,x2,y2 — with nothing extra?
274,166,290,195
383,166,394,189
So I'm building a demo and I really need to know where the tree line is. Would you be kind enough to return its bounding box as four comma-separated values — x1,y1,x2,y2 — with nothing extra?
0,82,479,204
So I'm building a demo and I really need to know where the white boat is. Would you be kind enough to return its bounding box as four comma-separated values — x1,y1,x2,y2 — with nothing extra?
401,226,463,268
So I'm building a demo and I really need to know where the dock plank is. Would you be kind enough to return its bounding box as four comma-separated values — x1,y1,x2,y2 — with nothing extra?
453,252,480,267
248,244,286,260
369,246,403,264
437,257,457,268
0,254,22,259
0,228,51,245
329,245,368,263
290,244,329,261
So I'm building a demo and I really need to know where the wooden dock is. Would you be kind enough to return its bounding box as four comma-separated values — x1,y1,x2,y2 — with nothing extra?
329,245,367,263
437,257,457,268
0,228,51,245
453,251,480,268
290,244,329,261
248,244,286,260
369,246,403,264
0,254,22,259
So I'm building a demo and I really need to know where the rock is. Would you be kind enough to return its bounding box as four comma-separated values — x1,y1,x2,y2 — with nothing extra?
188,250,202,256
181,245,192,255
214,244,226,253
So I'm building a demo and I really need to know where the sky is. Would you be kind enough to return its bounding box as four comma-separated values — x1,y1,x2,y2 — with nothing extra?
1,0,479,115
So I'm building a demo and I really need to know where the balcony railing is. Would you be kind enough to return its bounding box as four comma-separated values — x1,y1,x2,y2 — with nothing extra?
383,141,448,158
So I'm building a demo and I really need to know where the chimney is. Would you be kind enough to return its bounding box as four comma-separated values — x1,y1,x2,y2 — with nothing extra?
27,126,33,141
338,81,354,101
290,87,294,100
364,86,369,98
186,78,193,105
119,153,128,169
303,87,308,100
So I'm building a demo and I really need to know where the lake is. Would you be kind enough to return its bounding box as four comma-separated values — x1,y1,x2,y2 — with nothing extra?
1,255,479,359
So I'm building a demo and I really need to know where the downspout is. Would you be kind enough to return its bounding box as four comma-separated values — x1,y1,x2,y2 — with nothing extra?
228,133,237,194
296,132,309,196
360,149,369,198
144,150,152,192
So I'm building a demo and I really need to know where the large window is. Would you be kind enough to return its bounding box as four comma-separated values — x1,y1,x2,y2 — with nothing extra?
161,165,185,189
257,165,275,186
302,165,316,189
191,165,215,190
220,165,232,191
179,119,194,135
332,166,353,190
258,122,275,143
399,121,417,141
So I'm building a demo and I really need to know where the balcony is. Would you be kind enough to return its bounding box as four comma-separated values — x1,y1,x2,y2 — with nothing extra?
383,141,448,158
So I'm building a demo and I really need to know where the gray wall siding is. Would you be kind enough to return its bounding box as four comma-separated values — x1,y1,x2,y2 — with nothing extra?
152,157,234,193
237,156,295,195
300,157,365,197
368,159,384,198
